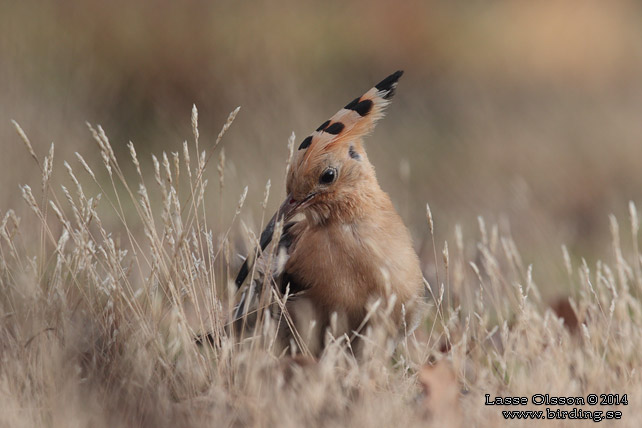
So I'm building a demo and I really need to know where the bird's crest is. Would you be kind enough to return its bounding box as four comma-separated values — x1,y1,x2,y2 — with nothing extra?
293,70,404,172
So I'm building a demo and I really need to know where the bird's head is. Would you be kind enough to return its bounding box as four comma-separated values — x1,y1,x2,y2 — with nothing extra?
278,70,404,226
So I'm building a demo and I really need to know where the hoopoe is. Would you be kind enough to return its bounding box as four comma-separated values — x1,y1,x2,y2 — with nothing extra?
234,71,424,355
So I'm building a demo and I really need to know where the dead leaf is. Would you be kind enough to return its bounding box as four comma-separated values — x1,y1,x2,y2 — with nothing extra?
418,360,462,428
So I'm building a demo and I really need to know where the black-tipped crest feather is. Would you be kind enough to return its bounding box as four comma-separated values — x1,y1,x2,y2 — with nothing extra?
375,70,404,99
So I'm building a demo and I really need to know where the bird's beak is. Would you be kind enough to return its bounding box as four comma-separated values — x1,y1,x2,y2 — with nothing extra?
276,193,303,222
234,193,312,288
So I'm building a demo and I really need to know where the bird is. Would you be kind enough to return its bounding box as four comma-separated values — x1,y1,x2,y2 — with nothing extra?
233,71,424,356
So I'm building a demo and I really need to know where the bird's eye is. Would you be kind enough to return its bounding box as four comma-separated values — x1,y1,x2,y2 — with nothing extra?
319,168,337,184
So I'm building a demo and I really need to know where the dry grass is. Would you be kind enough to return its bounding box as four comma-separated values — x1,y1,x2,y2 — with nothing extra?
3,3,642,425
1,110,641,427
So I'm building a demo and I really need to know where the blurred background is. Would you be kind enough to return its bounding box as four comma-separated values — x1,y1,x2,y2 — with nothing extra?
3,0,642,299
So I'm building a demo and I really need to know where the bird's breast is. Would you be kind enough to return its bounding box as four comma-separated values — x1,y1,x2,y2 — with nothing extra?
285,216,422,320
